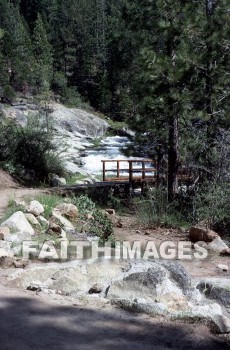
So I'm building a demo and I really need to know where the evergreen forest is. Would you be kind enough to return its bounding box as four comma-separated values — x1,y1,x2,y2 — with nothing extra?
0,0,229,223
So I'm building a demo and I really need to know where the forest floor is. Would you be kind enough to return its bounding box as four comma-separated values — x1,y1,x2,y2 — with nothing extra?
0,170,229,349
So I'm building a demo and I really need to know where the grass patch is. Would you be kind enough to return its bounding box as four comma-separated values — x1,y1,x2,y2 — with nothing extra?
35,193,63,219
66,174,89,185
1,195,25,222
133,194,192,229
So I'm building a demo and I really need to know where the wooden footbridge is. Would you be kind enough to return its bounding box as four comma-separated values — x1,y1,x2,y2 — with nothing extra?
54,159,193,202
102,159,156,188
102,159,193,193
54,159,157,202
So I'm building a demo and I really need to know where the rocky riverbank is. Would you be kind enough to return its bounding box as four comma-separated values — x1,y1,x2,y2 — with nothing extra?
0,100,109,178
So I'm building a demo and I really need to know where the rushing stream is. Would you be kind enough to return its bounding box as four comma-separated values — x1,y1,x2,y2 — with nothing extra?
81,136,152,176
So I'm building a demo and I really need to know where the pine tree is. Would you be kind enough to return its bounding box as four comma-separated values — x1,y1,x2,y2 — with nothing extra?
183,0,230,178
32,13,53,94
0,28,9,100
0,2,34,93
114,0,229,198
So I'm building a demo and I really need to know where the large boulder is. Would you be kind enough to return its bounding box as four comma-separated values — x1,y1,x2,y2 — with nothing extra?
51,104,108,138
1,211,35,235
5,259,127,295
207,237,229,253
0,241,14,258
220,248,230,256
106,261,230,334
107,261,191,307
3,231,32,243
1,106,28,127
0,227,11,240
55,203,78,219
1,103,109,180
25,213,41,227
26,200,44,217
64,162,89,175
189,226,219,243
196,278,230,309
57,177,67,186
50,209,75,232
49,174,67,187
3,259,230,334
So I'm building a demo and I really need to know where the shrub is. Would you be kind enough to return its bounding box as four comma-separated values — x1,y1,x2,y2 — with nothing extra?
0,114,65,182
2,85,15,103
71,195,96,214
89,209,114,243
52,72,85,107
51,71,68,95
0,121,18,161
134,186,191,228
193,181,230,234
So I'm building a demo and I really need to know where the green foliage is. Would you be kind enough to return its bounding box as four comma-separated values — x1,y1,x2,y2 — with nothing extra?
108,195,123,212
0,120,18,161
71,195,96,214
51,71,67,95
2,85,15,102
35,193,63,218
193,182,230,233
52,72,87,107
1,161,23,175
32,14,53,94
0,0,228,222
0,2,34,92
61,86,84,107
0,115,65,182
66,174,87,185
89,209,114,243
134,186,191,229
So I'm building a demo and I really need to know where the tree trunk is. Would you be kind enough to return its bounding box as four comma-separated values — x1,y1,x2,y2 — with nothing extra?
167,115,179,201
156,145,164,187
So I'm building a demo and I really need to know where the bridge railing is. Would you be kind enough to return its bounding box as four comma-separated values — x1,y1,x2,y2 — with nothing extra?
101,159,156,182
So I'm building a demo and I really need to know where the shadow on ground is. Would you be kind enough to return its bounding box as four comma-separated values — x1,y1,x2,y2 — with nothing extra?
0,295,229,350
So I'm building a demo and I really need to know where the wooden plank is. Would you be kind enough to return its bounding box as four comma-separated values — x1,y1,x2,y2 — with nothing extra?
117,161,120,178
102,161,106,181
101,159,153,163
127,159,153,163
105,176,157,182
129,162,133,182
103,167,156,173
142,161,145,180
